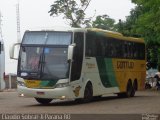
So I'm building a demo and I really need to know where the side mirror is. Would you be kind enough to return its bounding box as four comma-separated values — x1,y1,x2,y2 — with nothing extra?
68,43,76,61
10,43,21,60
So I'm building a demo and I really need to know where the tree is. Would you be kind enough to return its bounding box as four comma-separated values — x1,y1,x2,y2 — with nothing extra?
132,0,160,69
117,0,160,69
132,0,160,44
49,0,92,27
92,15,116,31
117,6,143,37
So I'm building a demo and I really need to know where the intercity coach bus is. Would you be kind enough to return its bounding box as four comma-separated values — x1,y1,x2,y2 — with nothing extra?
10,28,146,104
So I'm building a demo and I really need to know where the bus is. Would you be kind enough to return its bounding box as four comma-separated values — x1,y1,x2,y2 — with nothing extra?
0,36,5,90
10,28,146,104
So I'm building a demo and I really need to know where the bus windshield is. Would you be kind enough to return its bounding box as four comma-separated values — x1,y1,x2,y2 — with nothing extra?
18,31,71,80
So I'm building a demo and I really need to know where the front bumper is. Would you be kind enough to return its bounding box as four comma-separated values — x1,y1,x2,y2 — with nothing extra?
17,85,75,99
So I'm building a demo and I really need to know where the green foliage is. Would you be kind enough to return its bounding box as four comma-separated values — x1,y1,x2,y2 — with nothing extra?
117,0,160,69
118,0,160,41
117,6,143,37
92,15,116,31
49,0,118,30
49,0,92,27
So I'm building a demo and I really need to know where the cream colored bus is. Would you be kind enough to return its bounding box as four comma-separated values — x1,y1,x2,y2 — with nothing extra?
10,28,146,104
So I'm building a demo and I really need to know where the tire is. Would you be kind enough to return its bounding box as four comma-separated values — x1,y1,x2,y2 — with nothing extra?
126,80,134,97
82,82,93,103
131,80,137,97
35,98,53,104
118,80,134,98
133,80,138,91
130,86,135,97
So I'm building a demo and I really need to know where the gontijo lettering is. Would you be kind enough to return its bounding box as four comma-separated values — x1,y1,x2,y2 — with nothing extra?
117,61,134,69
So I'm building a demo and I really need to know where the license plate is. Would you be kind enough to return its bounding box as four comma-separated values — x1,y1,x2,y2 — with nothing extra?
37,91,45,95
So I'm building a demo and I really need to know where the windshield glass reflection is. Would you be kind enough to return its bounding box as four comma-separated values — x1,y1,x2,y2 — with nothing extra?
19,46,69,80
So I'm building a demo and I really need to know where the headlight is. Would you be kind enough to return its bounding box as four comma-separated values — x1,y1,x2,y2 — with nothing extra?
55,82,69,88
17,81,26,87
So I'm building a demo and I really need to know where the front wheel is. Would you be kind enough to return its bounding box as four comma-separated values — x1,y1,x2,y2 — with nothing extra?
82,83,93,103
35,98,53,104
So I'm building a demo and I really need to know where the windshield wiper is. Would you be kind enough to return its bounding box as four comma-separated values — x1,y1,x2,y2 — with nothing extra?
38,54,42,69
39,53,46,78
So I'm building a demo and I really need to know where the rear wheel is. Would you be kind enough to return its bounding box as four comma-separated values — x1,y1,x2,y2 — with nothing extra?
130,86,135,97
117,80,135,98
35,98,53,104
125,80,134,97
131,80,137,97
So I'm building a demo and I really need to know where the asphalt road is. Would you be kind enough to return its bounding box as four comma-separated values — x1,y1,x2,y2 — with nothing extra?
0,90,159,114
0,90,160,120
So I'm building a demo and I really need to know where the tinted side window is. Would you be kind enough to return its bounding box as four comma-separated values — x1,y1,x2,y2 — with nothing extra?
86,31,145,60
86,32,97,57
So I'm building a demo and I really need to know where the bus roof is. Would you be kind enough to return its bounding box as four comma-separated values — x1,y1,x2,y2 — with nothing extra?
24,26,87,33
87,28,144,43
25,27,144,43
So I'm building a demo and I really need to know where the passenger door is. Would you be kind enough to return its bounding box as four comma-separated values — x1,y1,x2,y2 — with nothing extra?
70,32,84,98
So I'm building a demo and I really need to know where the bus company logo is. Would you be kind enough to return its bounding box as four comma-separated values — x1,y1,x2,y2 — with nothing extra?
117,61,134,69
73,86,81,97
86,63,96,69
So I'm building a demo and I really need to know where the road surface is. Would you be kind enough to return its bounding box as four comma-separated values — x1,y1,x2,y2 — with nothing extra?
0,90,160,120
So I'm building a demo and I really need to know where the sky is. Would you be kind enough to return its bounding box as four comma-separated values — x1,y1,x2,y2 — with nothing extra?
0,0,135,74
